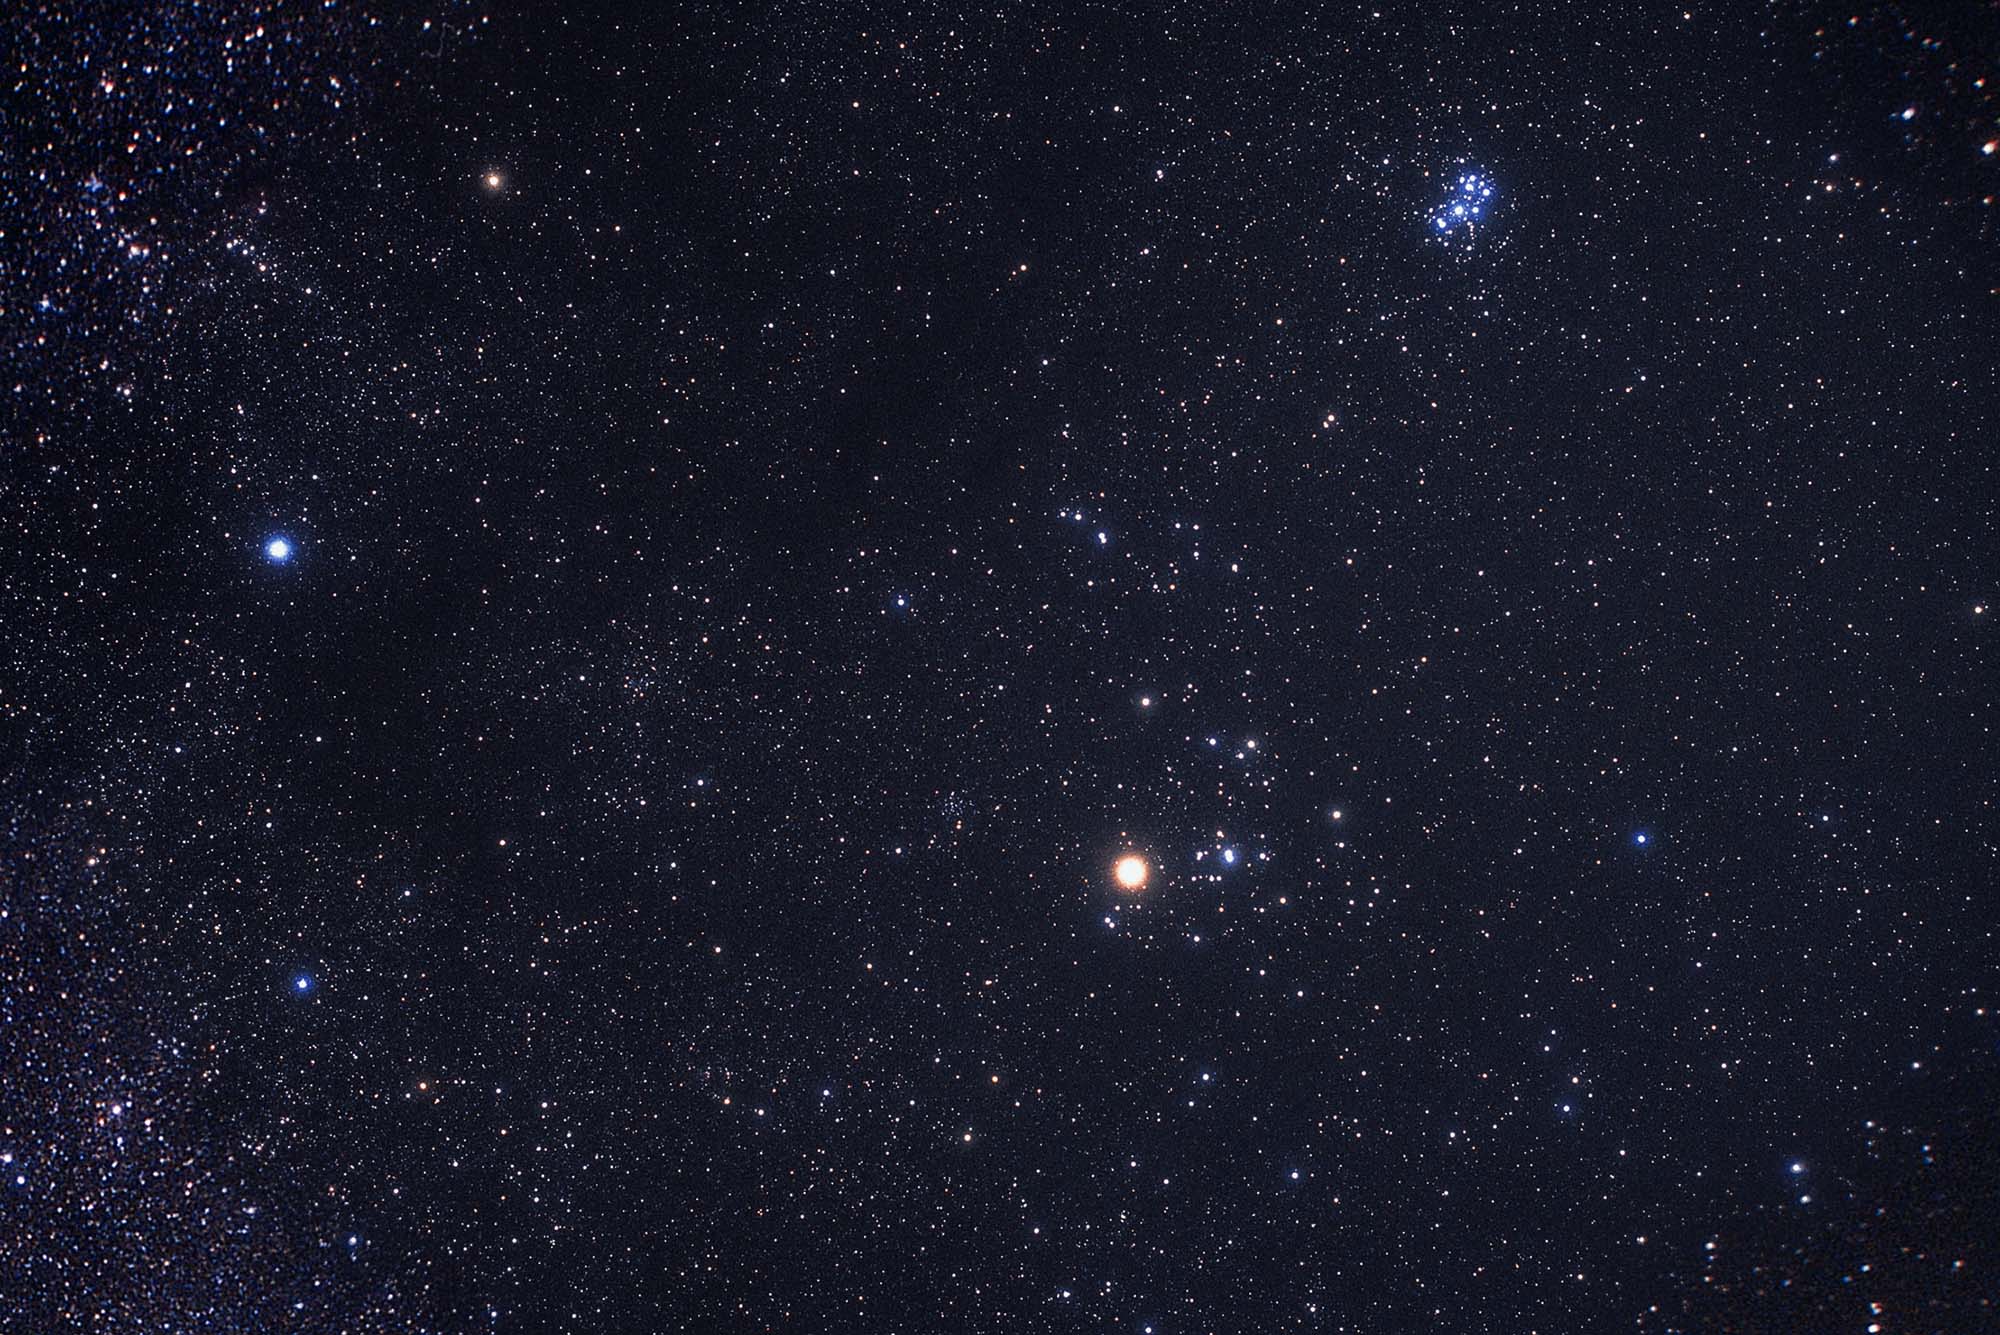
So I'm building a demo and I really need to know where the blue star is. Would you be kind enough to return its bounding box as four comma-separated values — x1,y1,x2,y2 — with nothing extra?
292,973,315,994
265,536,294,563
1633,831,1650,846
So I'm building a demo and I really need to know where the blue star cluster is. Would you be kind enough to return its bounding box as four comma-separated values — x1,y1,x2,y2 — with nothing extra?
1430,169,1495,242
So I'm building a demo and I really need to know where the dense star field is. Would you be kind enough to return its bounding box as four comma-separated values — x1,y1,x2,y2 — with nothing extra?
3,3,1997,1331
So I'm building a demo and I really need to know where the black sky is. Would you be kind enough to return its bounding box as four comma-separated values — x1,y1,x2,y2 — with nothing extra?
3,4,1996,1332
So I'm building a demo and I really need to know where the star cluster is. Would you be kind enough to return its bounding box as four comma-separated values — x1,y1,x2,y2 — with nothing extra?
1430,169,1496,241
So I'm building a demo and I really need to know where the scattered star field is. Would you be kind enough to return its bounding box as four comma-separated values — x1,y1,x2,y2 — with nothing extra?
4,4,1997,1332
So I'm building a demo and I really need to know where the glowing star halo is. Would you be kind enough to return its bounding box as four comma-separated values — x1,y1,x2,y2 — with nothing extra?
1113,854,1150,891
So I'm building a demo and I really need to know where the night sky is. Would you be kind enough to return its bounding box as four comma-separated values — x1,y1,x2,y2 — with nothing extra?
4,4,1998,1332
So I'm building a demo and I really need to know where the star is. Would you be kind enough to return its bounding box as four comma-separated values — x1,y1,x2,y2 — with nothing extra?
292,973,315,994
1113,854,1149,891
265,537,293,562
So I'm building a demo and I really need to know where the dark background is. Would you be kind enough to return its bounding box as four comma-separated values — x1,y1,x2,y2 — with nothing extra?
3,3,1995,1331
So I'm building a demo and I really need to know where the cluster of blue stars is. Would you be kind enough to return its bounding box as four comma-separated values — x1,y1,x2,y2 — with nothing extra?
1430,171,1494,239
